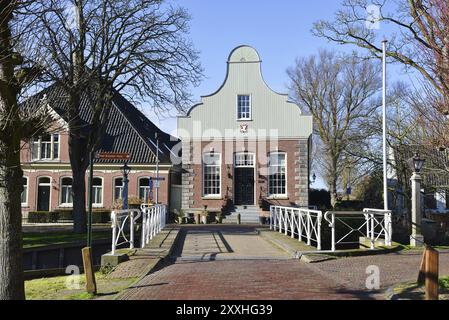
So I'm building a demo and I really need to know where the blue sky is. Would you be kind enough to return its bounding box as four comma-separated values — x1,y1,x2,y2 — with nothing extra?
145,0,406,189
148,1,344,132
149,0,400,132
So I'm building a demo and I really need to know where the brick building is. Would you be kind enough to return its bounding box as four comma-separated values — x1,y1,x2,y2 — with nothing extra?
177,45,313,223
20,85,180,220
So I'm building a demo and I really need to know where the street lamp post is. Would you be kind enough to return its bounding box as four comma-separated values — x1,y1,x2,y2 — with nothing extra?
155,132,160,204
408,152,425,247
121,163,131,210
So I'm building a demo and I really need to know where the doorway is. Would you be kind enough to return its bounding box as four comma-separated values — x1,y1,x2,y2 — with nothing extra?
37,177,51,211
234,153,255,206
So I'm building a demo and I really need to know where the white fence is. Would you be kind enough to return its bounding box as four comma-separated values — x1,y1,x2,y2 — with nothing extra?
324,209,392,252
111,209,141,255
110,205,167,255
270,206,322,250
141,204,167,248
270,206,392,252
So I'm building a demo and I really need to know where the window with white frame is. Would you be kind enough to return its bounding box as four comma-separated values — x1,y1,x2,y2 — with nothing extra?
114,177,124,200
234,153,255,167
268,152,287,196
31,133,60,160
21,177,28,205
60,177,73,205
92,177,103,206
139,178,151,203
203,153,221,196
237,95,251,120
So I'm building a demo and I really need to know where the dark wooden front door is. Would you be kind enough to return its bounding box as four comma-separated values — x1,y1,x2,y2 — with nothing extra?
235,168,254,205
37,185,50,211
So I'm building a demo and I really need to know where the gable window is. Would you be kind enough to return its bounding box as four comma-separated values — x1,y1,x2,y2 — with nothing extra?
31,133,60,160
139,178,151,203
60,177,73,206
92,177,103,206
21,177,28,206
268,152,287,196
237,95,251,120
114,177,124,200
203,153,221,197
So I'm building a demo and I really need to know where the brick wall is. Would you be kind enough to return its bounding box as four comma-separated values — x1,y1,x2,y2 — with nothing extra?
181,138,310,212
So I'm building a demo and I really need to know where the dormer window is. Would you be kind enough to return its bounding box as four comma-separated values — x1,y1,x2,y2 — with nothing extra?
31,133,60,160
237,95,251,120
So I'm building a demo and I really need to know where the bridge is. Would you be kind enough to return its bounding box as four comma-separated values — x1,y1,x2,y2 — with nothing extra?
98,204,417,300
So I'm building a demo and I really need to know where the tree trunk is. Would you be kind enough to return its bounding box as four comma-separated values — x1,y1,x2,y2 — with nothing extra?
329,178,338,209
0,138,25,300
329,155,339,208
69,133,88,234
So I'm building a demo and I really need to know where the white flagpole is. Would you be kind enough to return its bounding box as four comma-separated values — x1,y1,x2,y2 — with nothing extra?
382,40,389,211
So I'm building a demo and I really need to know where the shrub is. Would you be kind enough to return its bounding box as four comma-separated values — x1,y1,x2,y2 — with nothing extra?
27,210,110,224
310,189,332,211
28,211,53,223
92,210,112,223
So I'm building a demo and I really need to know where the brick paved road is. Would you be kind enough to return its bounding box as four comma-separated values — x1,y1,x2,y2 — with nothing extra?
120,226,365,300
119,226,449,300
120,260,362,300
309,250,449,291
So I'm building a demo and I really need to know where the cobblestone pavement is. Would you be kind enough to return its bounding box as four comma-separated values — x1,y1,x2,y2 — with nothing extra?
119,226,449,300
308,249,449,292
120,226,364,300
120,260,362,300
172,226,290,260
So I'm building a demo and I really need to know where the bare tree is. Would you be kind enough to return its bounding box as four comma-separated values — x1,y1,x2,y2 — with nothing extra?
287,50,381,207
0,0,53,300
24,0,202,233
313,0,449,149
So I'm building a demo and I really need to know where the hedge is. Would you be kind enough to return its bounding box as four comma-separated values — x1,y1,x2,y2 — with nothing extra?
27,210,111,224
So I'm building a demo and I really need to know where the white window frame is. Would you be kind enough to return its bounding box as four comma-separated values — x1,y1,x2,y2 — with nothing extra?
113,177,124,201
234,152,255,168
59,177,73,207
138,177,151,203
31,133,61,161
21,176,29,207
92,177,104,207
202,153,222,198
237,95,252,121
268,152,288,198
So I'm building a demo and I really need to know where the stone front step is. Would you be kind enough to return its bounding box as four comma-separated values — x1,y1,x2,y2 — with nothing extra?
222,206,262,224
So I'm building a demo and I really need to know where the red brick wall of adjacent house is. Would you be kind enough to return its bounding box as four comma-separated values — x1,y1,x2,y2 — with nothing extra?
20,125,172,215
20,128,71,163
182,138,309,212
21,170,170,214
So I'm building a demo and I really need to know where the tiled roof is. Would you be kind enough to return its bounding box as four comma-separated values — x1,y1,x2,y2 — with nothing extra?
22,84,179,164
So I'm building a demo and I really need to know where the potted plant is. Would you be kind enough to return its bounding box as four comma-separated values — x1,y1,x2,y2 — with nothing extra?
259,212,268,225
201,210,209,225
175,209,184,225
216,212,223,224
194,212,201,224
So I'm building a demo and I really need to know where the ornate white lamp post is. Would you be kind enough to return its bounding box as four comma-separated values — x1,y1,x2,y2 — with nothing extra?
408,152,425,247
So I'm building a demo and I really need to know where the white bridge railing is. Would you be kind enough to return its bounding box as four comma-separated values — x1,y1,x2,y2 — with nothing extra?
110,205,167,255
141,204,167,248
111,209,141,255
324,209,392,252
270,206,322,250
270,206,392,252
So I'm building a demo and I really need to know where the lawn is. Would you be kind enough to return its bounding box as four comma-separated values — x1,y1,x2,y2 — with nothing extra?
23,231,112,249
391,276,449,300
25,272,137,300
